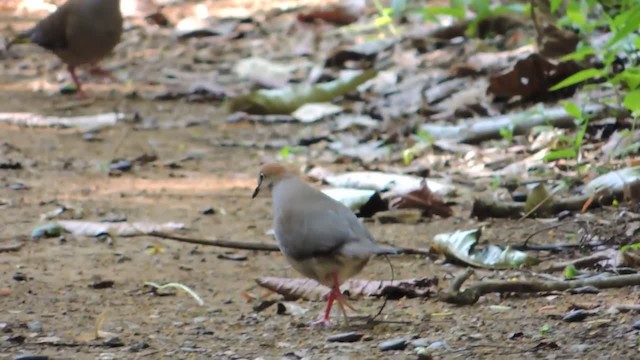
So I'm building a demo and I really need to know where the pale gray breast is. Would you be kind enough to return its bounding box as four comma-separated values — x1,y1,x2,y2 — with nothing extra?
272,178,378,263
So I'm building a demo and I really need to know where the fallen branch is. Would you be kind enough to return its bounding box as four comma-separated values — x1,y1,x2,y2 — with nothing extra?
0,242,23,252
422,104,616,144
538,251,613,273
148,231,431,256
0,112,124,132
471,193,615,220
439,268,640,305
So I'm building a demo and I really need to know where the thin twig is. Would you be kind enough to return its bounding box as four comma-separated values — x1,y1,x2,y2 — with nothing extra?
148,231,429,256
370,254,394,324
148,231,280,252
530,0,543,47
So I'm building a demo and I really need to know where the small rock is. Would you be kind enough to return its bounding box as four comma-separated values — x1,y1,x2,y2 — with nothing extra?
410,338,431,348
511,192,527,202
217,253,247,261
378,337,407,351
13,272,27,282
567,286,600,294
415,347,433,360
201,207,216,215
128,342,149,352
195,327,214,335
82,132,101,142
192,316,208,324
9,183,28,191
27,321,42,332
7,335,26,344
426,341,447,351
103,336,124,347
632,320,640,330
88,280,115,289
14,355,49,360
327,332,363,343
109,160,132,174
563,309,588,322
567,344,589,353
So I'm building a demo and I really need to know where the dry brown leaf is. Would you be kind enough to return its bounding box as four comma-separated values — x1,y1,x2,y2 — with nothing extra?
256,277,437,301
296,0,364,26
388,179,453,218
487,53,581,102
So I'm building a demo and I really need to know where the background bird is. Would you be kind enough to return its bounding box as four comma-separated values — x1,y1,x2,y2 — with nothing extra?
8,0,123,96
252,163,399,326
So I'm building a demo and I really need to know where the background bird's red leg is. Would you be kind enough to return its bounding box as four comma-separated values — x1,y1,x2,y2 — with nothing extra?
67,65,86,97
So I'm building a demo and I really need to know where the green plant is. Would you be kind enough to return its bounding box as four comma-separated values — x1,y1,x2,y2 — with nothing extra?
543,102,589,161
550,2,640,104
421,0,527,37
499,124,514,142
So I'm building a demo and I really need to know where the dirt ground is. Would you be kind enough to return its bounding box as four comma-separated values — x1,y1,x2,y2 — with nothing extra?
2,1,640,359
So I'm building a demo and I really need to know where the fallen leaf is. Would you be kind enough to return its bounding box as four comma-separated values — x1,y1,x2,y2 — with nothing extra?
388,179,453,218
34,220,185,238
431,228,540,269
227,69,377,114
256,277,437,301
487,53,581,101
297,0,365,26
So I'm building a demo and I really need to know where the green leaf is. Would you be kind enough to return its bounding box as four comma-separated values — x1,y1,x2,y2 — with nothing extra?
560,47,595,62
540,323,550,335
563,101,583,119
621,242,640,252
607,6,640,46
563,264,578,280
280,146,291,159
549,68,603,91
402,149,415,165
422,6,466,19
550,0,563,13
544,148,577,161
623,90,640,113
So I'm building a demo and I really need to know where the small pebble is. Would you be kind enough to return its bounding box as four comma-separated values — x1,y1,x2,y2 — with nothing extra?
103,336,124,347
378,337,407,351
88,280,115,289
109,160,132,173
511,192,527,202
9,183,28,191
563,309,588,322
410,338,431,348
27,321,42,332
217,253,247,261
201,207,216,215
14,355,49,360
567,286,600,294
128,342,149,352
82,132,101,142
327,332,363,343
426,341,447,351
13,272,27,282
632,320,640,330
